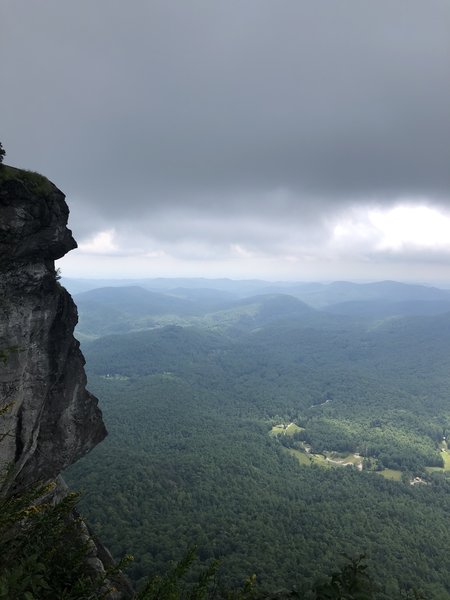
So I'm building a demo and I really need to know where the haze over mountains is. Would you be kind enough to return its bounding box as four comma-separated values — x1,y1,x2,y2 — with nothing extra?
65,277,450,301
65,278,450,341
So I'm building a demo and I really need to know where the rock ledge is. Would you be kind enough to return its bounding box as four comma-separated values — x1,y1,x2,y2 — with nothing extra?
0,165,107,493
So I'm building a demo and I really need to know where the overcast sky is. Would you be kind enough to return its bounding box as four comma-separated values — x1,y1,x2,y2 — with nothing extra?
2,1,450,283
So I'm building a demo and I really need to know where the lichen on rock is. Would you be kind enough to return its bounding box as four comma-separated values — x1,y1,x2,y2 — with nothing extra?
0,166,107,493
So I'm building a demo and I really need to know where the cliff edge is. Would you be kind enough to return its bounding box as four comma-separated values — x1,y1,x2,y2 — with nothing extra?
0,166,107,493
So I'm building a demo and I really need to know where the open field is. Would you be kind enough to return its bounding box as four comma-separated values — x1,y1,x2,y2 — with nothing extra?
288,447,403,481
287,448,330,467
270,422,304,437
425,442,450,475
377,469,402,481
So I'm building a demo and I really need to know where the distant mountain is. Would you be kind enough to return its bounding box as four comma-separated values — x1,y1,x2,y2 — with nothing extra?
64,277,450,308
286,280,450,308
324,299,450,318
74,286,201,338
187,293,320,334
63,277,275,297
72,280,450,339
363,311,450,376
162,287,240,311
62,278,148,295
226,293,315,326
71,279,450,341
75,286,322,339
331,280,450,301
75,286,197,317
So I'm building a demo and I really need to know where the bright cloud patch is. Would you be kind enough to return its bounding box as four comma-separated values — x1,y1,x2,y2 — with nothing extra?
332,204,450,254
78,230,118,254
231,244,254,259
369,205,450,251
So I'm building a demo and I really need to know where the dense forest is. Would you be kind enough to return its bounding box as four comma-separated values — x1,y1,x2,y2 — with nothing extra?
65,281,450,599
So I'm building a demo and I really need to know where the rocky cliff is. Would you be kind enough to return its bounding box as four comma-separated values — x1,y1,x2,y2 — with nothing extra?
0,166,107,493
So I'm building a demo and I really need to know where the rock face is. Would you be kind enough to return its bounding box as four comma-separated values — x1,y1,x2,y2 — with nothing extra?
0,166,107,493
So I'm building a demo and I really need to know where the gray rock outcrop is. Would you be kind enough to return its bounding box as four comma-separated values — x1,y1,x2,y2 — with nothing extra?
0,166,107,493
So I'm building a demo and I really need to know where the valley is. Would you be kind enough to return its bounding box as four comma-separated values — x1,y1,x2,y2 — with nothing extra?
64,279,450,599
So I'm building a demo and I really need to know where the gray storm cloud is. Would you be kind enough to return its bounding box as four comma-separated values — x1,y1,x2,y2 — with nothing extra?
2,0,450,281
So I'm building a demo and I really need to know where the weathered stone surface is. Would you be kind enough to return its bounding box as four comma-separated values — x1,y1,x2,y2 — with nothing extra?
0,166,107,493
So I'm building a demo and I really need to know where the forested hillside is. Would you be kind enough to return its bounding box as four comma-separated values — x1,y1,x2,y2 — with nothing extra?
65,283,450,599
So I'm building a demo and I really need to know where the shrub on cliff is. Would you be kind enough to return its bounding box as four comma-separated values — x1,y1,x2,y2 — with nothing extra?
0,142,5,165
0,162,55,196
0,482,109,599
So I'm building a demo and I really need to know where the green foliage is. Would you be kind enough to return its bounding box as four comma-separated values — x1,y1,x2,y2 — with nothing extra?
136,546,220,600
0,141,5,164
0,164,54,196
0,482,108,599
81,313,450,473
67,367,450,598
313,556,375,600
134,551,399,600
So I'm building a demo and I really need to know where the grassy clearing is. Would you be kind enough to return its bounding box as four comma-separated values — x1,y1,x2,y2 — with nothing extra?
441,446,450,470
286,423,304,435
378,469,402,481
288,446,403,480
275,428,365,472
270,422,304,437
322,452,363,471
270,425,285,436
273,427,406,481
287,448,330,468
425,445,450,474
345,454,363,466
